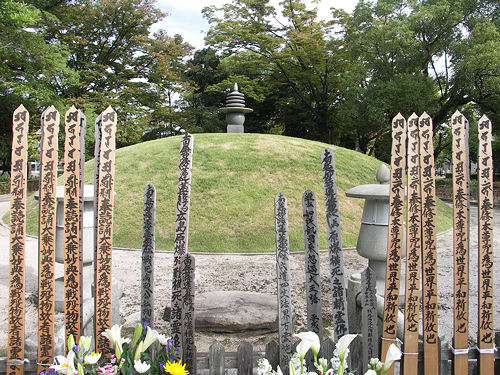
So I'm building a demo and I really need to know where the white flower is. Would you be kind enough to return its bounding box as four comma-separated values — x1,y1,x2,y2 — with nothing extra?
84,352,101,365
294,331,320,358
133,360,151,374
102,324,122,347
158,333,171,346
277,366,284,375
257,358,274,375
141,326,159,351
364,370,377,375
383,344,402,373
51,350,76,375
336,334,358,360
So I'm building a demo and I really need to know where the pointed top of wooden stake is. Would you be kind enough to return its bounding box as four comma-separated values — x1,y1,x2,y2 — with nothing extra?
478,114,490,124
452,109,463,118
16,104,27,112
393,112,405,120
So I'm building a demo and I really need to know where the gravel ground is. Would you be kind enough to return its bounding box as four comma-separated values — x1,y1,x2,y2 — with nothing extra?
0,196,498,356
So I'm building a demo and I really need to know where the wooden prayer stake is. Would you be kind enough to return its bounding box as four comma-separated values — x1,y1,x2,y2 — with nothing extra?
402,113,421,375
170,133,194,356
63,106,82,349
418,113,439,373
275,193,293,375
302,190,323,339
451,110,469,375
381,113,406,375
141,184,156,326
7,105,29,375
37,106,60,374
94,107,117,354
321,148,348,341
476,115,494,375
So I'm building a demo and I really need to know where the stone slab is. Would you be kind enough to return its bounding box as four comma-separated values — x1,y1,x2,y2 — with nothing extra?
166,291,279,333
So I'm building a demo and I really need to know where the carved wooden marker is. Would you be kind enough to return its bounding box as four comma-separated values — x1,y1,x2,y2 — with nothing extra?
302,190,323,338
8,105,29,375
63,106,83,347
78,112,86,311
418,113,439,373
94,107,117,353
37,106,60,373
361,267,378,375
401,113,421,375
141,184,156,326
451,110,469,374
170,133,194,355
93,114,102,267
321,148,348,341
477,115,494,375
381,113,406,373
181,253,196,375
274,193,293,374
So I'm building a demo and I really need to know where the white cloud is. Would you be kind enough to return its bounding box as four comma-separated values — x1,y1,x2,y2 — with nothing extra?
153,0,358,49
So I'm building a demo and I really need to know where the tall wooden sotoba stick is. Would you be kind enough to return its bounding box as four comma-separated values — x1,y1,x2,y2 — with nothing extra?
476,115,494,375
170,133,194,356
94,107,117,353
402,113,421,375
451,110,469,375
37,106,60,374
418,113,439,373
380,113,406,375
7,105,29,375
63,106,83,347
321,148,348,341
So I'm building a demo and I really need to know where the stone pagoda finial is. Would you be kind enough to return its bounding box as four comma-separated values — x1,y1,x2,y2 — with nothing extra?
219,83,253,133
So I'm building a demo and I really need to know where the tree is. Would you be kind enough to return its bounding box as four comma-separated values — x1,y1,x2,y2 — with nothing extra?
341,0,499,162
203,0,349,143
0,0,76,171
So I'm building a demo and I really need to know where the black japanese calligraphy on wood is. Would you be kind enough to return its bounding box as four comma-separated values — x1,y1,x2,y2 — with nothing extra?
78,112,86,311
302,190,323,339
321,148,348,341
381,113,406,374
274,193,293,375
451,110,469,375
170,133,193,355
93,114,102,265
361,267,378,375
181,253,196,375
63,106,82,347
94,107,117,354
37,106,60,374
141,184,156,327
402,113,421,375
477,115,494,375
418,113,439,373
8,105,28,375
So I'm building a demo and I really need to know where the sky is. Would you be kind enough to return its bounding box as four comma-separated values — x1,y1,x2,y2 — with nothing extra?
152,0,359,49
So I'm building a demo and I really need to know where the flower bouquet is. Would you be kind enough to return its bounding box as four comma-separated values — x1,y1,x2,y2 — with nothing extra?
257,331,401,375
44,324,188,375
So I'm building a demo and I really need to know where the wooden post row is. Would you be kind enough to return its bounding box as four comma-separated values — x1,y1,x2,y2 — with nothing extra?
7,105,29,375
476,115,495,375
37,107,60,373
94,107,117,353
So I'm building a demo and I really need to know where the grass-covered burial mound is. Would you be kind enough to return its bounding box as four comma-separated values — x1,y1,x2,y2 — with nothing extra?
23,133,453,252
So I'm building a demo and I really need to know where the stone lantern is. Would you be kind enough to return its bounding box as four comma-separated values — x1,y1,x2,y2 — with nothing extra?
345,164,406,295
220,83,253,133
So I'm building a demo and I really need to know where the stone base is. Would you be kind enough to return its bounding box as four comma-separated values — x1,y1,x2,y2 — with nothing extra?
164,291,280,333
227,124,244,133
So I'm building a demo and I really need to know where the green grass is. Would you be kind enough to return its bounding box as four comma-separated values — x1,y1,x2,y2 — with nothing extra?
12,133,453,252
